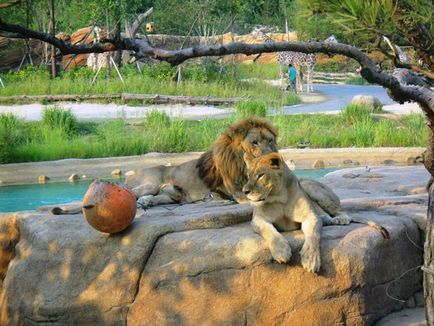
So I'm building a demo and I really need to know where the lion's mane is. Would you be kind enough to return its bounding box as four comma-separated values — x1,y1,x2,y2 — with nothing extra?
196,117,278,197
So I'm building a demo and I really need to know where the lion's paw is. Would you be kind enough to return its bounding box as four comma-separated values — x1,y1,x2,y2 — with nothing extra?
331,213,351,225
137,195,154,209
269,235,292,263
300,242,321,273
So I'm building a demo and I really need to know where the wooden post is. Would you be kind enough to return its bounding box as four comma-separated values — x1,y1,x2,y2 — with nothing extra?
424,181,434,325
105,6,111,80
49,0,57,77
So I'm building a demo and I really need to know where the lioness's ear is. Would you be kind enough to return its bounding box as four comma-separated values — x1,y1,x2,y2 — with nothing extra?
243,152,254,169
268,153,282,169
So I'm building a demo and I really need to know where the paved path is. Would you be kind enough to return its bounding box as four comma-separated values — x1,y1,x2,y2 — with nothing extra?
284,84,400,114
0,84,421,121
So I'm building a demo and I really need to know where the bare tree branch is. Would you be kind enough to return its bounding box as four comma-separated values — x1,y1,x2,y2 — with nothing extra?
131,7,153,38
1,18,432,109
0,18,433,136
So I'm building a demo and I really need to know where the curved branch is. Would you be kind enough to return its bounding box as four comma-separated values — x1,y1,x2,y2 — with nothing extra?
1,18,432,118
0,19,119,53
131,7,153,38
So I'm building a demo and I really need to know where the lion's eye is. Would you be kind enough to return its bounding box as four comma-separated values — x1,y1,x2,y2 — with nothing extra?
252,140,259,146
257,173,265,180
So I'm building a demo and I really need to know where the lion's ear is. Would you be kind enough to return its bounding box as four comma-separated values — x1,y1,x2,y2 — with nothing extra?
243,152,254,169
268,153,283,169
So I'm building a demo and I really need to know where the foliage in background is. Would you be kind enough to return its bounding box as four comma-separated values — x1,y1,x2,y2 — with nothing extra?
0,113,22,163
0,64,299,107
294,0,433,72
42,106,79,137
1,0,294,36
235,101,267,119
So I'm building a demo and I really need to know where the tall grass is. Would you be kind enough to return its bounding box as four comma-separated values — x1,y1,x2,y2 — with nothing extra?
1,105,428,163
0,114,23,163
42,106,78,137
341,104,371,124
235,101,267,119
0,65,299,107
345,76,370,85
236,63,280,80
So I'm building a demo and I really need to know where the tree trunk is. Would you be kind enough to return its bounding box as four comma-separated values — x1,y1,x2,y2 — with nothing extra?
425,181,434,326
49,0,56,77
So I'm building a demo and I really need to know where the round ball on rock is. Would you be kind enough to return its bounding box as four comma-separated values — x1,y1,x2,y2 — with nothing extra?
82,179,136,234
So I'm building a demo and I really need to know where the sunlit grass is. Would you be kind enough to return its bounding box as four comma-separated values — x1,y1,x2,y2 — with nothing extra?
0,64,299,107
0,104,427,163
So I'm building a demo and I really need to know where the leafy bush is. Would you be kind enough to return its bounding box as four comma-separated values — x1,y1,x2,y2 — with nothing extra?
284,92,302,106
142,62,177,81
62,67,94,80
340,104,372,124
42,106,78,137
235,101,267,119
236,63,280,80
315,55,360,73
0,114,22,163
345,76,370,85
145,110,172,128
5,65,49,83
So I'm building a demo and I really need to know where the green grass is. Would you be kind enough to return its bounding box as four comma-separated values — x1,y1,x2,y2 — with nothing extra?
345,76,370,85
235,63,280,80
235,101,267,119
0,105,427,163
0,64,298,107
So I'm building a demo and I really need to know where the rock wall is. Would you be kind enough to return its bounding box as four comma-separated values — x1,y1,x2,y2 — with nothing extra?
0,166,429,325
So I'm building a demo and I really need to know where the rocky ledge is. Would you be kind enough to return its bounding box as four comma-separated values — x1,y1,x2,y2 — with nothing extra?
0,166,430,325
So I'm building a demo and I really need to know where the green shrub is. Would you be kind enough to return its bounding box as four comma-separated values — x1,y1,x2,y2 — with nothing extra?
345,76,370,85
340,104,371,125
146,110,172,128
284,92,302,106
142,62,177,81
236,63,280,80
315,57,360,73
235,101,267,119
62,67,94,80
5,65,49,83
42,106,78,137
0,113,22,163
352,117,375,147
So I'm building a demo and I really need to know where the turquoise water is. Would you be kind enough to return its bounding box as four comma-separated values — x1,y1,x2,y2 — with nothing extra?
0,169,336,213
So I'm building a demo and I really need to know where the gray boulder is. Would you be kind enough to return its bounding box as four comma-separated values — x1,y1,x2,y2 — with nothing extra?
351,95,383,111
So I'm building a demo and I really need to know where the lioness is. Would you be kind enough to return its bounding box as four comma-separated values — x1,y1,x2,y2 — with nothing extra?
126,117,278,208
243,152,389,273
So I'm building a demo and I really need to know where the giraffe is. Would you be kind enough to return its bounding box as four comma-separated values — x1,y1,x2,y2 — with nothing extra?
253,29,316,93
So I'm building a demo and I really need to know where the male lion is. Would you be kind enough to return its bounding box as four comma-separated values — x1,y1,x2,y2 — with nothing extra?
127,117,278,208
51,117,277,215
242,152,389,273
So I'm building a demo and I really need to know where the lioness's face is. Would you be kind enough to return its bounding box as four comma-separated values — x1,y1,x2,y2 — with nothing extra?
240,128,277,158
242,153,283,206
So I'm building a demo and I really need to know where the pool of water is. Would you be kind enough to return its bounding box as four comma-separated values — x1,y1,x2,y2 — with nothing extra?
0,169,336,213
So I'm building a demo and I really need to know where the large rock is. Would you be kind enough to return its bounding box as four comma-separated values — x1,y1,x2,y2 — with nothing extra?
351,95,383,111
0,166,429,325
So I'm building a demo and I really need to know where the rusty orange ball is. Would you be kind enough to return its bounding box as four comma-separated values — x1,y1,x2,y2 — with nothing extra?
82,179,137,234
